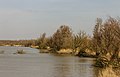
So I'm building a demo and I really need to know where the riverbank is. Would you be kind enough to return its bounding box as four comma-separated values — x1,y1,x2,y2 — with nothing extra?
38,48,97,58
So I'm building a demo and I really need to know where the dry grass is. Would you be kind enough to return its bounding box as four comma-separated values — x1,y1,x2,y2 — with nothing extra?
98,67,118,77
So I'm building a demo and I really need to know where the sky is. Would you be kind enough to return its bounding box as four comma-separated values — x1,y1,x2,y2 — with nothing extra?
0,0,120,40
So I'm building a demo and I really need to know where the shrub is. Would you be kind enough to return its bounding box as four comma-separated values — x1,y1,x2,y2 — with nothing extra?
93,17,120,67
51,25,73,51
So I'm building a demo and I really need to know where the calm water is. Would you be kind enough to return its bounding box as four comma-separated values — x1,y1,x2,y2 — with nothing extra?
0,46,119,77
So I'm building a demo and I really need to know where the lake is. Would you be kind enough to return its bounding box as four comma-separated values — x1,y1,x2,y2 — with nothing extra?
0,46,119,77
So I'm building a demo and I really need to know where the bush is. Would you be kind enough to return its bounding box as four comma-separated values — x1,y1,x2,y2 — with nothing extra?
51,25,73,51
93,17,120,67
16,49,26,54
36,33,48,49
73,31,91,54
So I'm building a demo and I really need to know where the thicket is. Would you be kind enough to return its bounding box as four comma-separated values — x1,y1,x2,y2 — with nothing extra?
73,31,91,54
37,17,119,67
93,17,120,67
35,33,48,49
49,25,73,51
37,25,91,53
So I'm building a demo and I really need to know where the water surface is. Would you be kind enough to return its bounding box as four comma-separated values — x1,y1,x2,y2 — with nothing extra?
0,46,119,77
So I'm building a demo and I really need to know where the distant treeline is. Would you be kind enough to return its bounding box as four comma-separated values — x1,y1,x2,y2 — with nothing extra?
0,17,120,68
0,40,36,47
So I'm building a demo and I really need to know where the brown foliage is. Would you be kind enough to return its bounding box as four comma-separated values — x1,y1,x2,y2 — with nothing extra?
36,33,48,49
73,31,90,52
51,25,73,51
93,17,120,67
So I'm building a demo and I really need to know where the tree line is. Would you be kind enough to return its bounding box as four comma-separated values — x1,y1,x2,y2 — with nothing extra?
32,17,120,67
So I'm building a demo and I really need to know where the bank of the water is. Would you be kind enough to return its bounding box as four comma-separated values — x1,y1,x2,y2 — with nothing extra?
38,48,97,58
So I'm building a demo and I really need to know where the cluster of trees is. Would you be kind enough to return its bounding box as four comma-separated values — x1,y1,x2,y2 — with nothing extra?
48,26,73,51
93,17,120,67
32,25,74,51
34,25,91,53
34,17,120,67
0,40,36,47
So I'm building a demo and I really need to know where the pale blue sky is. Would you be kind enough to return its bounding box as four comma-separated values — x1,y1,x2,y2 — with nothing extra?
0,0,120,40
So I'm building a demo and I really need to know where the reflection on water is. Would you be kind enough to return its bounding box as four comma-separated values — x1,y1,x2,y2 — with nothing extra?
0,46,119,77
52,57,95,77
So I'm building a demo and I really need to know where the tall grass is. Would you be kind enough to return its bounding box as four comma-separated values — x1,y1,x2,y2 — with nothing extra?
98,67,118,77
